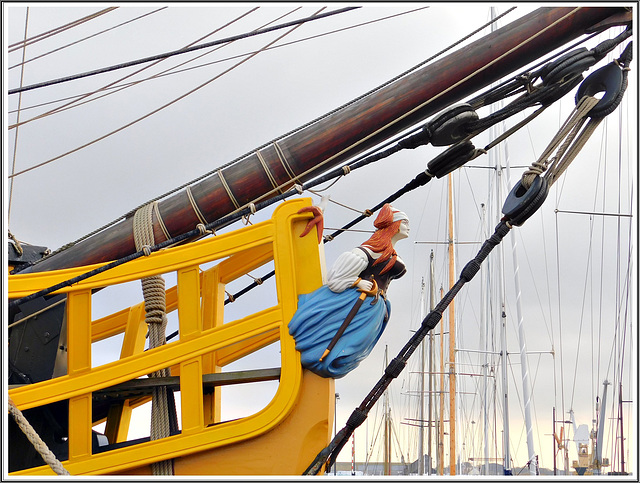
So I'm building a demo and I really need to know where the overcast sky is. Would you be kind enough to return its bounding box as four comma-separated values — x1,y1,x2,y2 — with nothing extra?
4,3,636,475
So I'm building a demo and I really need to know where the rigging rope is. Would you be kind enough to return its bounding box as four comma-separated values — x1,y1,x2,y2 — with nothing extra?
8,397,70,475
7,8,316,180
10,36,631,324
12,6,513,262
7,6,267,130
8,7,359,95
8,7,30,227
8,6,117,52
8,6,421,120
8,7,168,71
7,120,435,314
6,49,601,309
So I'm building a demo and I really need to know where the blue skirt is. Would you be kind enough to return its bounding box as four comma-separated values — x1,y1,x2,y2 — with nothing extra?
287,285,390,378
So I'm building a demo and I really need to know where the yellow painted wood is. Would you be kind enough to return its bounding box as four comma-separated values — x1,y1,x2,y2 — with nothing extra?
102,303,147,443
68,395,92,461
104,401,131,445
214,328,280,367
180,358,204,434
10,307,283,410
8,223,275,297
216,243,274,284
201,268,223,426
177,266,201,340
8,199,327,476
67,290,92,375
120,304,147,359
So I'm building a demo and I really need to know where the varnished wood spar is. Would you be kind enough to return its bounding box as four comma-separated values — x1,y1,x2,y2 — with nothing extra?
26,7,622,273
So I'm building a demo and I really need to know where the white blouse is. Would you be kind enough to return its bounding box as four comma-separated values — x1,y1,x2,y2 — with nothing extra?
326,247,371,293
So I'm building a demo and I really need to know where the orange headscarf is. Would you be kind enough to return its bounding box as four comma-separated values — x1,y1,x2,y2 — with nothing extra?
360,204,404,274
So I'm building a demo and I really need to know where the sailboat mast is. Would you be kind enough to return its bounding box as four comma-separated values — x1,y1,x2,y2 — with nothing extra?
418,277,426,475
618,383,625,474
438,285,445,476
496,5,537,471
447,172,457,475
428,251,436,476
383,346,391,476
487,8,511,472
481,203,490,475
506,161,538,474
492,86,511,478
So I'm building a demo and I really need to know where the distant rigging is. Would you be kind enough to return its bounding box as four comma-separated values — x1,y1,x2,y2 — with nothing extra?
8,6,360,95
8,7,167,71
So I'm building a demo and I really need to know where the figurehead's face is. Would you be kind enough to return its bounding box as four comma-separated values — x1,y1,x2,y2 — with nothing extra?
396,219,410,240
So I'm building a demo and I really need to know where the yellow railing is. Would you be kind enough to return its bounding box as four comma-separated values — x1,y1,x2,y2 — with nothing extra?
8,199,324,475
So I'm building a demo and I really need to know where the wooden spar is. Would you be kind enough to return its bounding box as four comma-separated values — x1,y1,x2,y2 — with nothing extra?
447,173,456,475
438,286,445,475
25,7,622,272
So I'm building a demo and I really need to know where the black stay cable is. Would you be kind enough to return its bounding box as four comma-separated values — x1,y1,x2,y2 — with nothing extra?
8,7,359,95
303,219,513,475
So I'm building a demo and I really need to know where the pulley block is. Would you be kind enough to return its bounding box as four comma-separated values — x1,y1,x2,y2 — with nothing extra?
541,47,596,85
575,61,625,118
502,175,549,226
427,104,479,146
426,140,476,179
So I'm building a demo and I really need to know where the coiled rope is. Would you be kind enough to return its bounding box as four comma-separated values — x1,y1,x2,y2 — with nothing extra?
132,202,177,476
8,397,70,476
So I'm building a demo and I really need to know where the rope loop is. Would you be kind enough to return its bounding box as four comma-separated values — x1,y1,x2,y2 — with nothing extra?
225,291,235,303
522,161,547,188
196,223,212,236
294,184,303,195
614,58,631,72
8,231,24,256
142,245,152,256
363,209,373,217
248,273,263,285
342,165,351,175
